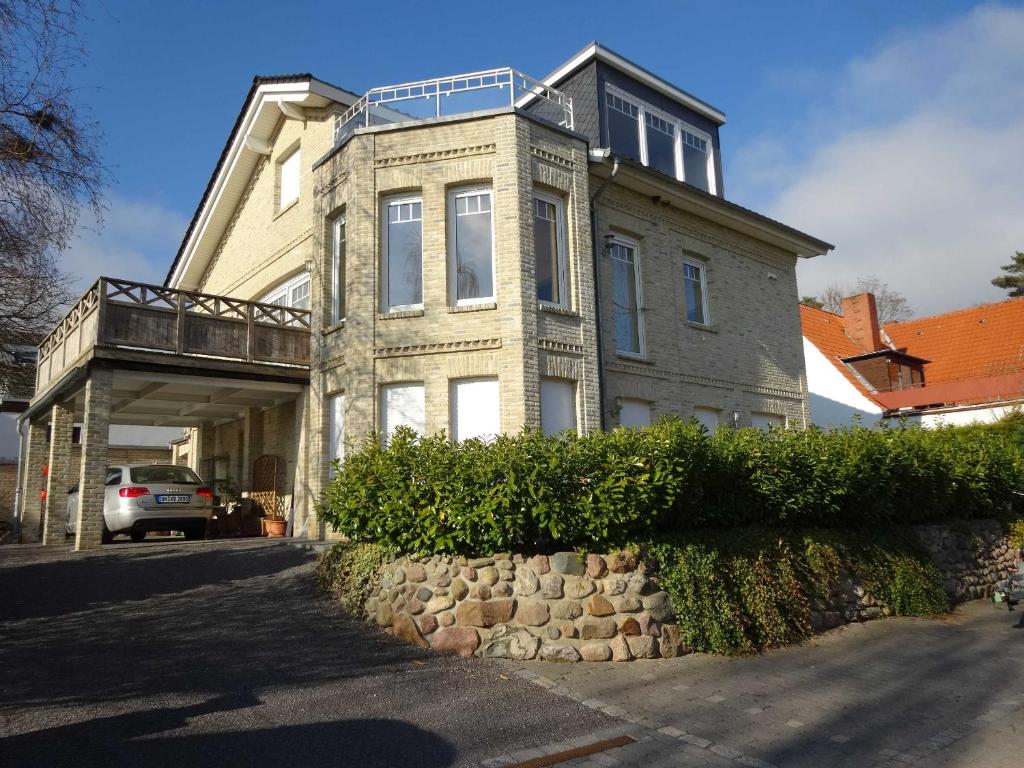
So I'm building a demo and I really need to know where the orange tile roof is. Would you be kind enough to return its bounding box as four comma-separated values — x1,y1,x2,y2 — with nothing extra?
883,298,1024,384
799,304,883,406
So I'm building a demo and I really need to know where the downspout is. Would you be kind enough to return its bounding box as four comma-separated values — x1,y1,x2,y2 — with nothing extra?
588,150,619,431
12,414,27,541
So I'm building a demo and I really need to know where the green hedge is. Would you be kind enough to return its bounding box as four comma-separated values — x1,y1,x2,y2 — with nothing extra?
646,527,949,654
320,419,1022,555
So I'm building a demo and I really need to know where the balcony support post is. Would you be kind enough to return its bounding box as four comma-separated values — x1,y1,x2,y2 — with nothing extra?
74,367,112,551
42,400,75,545
17,421,49,543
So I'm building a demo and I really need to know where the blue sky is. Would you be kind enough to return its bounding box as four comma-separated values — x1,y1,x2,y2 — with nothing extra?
66,0,1024,316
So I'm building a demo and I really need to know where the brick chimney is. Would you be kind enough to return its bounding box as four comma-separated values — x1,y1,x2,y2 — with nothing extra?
842,292,883,352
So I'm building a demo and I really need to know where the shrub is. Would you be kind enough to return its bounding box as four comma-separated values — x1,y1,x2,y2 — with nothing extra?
646,527,947,654
315,542,394,615
320,419,1023,555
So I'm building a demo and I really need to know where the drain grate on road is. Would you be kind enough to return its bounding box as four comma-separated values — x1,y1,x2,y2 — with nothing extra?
504,735,637,767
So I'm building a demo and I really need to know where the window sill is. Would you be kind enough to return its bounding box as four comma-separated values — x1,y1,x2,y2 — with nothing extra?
321,320,346,336
448,302,497,314
686,321,717,333
538,302,579,318
273,199,300,220
378,309,425,320
615,352,654,365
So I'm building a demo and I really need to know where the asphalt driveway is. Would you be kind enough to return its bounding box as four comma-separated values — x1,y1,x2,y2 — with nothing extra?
0,539,611,767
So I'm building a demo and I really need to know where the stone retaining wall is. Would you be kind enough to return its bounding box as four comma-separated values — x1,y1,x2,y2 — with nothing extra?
364,551,684,662
366,520,1017,661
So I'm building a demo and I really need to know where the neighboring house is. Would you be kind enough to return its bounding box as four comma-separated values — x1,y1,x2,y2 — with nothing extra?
19,42,831,548
802,293,1024,427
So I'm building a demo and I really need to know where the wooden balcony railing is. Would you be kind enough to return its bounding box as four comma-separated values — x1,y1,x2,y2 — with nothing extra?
35,277,312,394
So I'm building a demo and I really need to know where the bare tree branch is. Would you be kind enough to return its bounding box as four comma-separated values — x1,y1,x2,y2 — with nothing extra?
819,275,913,324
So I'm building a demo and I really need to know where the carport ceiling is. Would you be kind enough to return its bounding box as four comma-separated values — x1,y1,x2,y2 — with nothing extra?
67,371,304,427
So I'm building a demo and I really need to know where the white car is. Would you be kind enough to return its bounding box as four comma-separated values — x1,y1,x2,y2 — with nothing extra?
67,464,214,543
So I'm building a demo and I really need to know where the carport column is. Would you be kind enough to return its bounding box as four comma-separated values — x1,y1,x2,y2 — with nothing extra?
74,368,112,551
18,420,49,543
241,406,263,490
42,401,75,545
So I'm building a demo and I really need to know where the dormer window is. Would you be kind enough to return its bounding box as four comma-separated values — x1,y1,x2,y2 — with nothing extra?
605,85,715,194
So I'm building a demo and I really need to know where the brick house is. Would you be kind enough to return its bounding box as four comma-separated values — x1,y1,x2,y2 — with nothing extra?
18,43,831,549
801,293,1024,427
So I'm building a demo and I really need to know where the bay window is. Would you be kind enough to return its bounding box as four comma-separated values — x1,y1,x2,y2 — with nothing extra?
383,197,423,311
449,188,495,305
534,192,567,306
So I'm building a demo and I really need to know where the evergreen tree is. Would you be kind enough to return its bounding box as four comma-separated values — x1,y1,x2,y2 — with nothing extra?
992,251,1024,298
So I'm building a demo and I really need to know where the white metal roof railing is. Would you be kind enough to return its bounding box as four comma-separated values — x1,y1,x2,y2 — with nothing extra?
333,67,573,146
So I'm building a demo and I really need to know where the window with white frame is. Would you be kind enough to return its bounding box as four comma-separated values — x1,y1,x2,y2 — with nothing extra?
682,259,709,325
540,378,576,436
605,85,715,193
693,406,720,433
382,197,423,311
449,188,494,305
380,383,425,441
534,192,568,307
751,412,785,430
260,271,311,310
609,237,644,356
450,377,500,442
619,398,652,428
332,216,346,323
328,394,345,477
279,147,301,208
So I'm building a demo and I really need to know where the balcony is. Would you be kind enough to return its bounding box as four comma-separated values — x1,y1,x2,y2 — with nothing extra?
334,67,574,146
35,277,311,397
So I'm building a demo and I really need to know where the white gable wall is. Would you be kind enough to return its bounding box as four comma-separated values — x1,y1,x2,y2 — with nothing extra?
803,337,884,428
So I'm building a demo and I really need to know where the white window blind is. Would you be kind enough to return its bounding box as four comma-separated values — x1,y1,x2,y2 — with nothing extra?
694,407,720,433
280,148,300,208
381,383,425,440
450,378,500,442
540,378,576,436
751,412,785,430
619,399,652,428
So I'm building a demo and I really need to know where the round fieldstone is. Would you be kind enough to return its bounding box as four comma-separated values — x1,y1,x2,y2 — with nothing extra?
392,597,407,614
551,552,586,576
392,567,406,585
587,594,615,617
461,567,478,581
609,634,632,661
495,558,514,571
392,613,428,648
438,611,456,627
426,595,455,613
472,584,492,601
545,626,561,640
455,598,515,628
431,570,452,588
606,550,638,573
580,617,617,640
480,626,540,660
478,566,499,587
539,643,581,663
527,554,550,574
540,573,564,599
406,598,424,615
613,595,642,613
586,554,607,578
626,635,658,659
416,586,433,603
406,564,427,583
559,622,577,639
580,642,612,662
431,626,480,657
492,581,513,597
375,602,393,627
550,600,582,620
468,557,494,568
636,612,661,637
516,600,550,626
658,624,686,657
516,568,540,596
565,578,596,599
618,617,641,636
642,591,674,622
418,613,438,635
450,578,469,601
603,576,627,596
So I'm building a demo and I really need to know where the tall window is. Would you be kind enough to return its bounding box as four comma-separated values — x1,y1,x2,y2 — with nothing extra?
328,394,345,477
261,272,310,309
619,398,652,428
383,197,423,311
534,193,567,306
279,147,300,208
609,237,643,356
540,378,576,436
449,188,494,305
694,407,719,433
682,259,709,325
380,383,425,441
605,85,715,193
332,216,346,323
450,377,500,442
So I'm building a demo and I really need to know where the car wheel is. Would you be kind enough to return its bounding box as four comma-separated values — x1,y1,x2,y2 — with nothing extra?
130,530,146,543
101,523,114,545
184,521,206,541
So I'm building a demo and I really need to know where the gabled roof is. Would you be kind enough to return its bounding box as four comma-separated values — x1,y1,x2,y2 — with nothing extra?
542,42,727,126
802,297,1024,412
164,74,358,290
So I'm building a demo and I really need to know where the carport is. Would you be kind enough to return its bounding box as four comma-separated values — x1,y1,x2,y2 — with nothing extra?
18,278,312,550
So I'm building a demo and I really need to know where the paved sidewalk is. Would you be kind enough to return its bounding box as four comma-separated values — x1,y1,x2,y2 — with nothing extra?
477,600,1024,768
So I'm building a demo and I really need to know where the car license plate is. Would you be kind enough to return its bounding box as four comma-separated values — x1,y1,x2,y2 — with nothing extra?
156,494,191,504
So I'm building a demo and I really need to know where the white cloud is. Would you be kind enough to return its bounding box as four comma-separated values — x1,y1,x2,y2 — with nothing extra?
731,3,1024,317
61,196,188,293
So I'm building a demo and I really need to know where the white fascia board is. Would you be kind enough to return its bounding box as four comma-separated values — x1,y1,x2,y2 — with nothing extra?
544,43,727,125
169,80,355,290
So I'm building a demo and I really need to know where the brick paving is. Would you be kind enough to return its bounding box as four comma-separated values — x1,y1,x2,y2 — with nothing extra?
476,600,1024,767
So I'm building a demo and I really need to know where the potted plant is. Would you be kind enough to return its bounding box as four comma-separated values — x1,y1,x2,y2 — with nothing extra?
214,478,241,537
261,496,288,538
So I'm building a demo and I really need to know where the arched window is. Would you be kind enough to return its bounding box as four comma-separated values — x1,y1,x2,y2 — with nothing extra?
260,271,310,310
